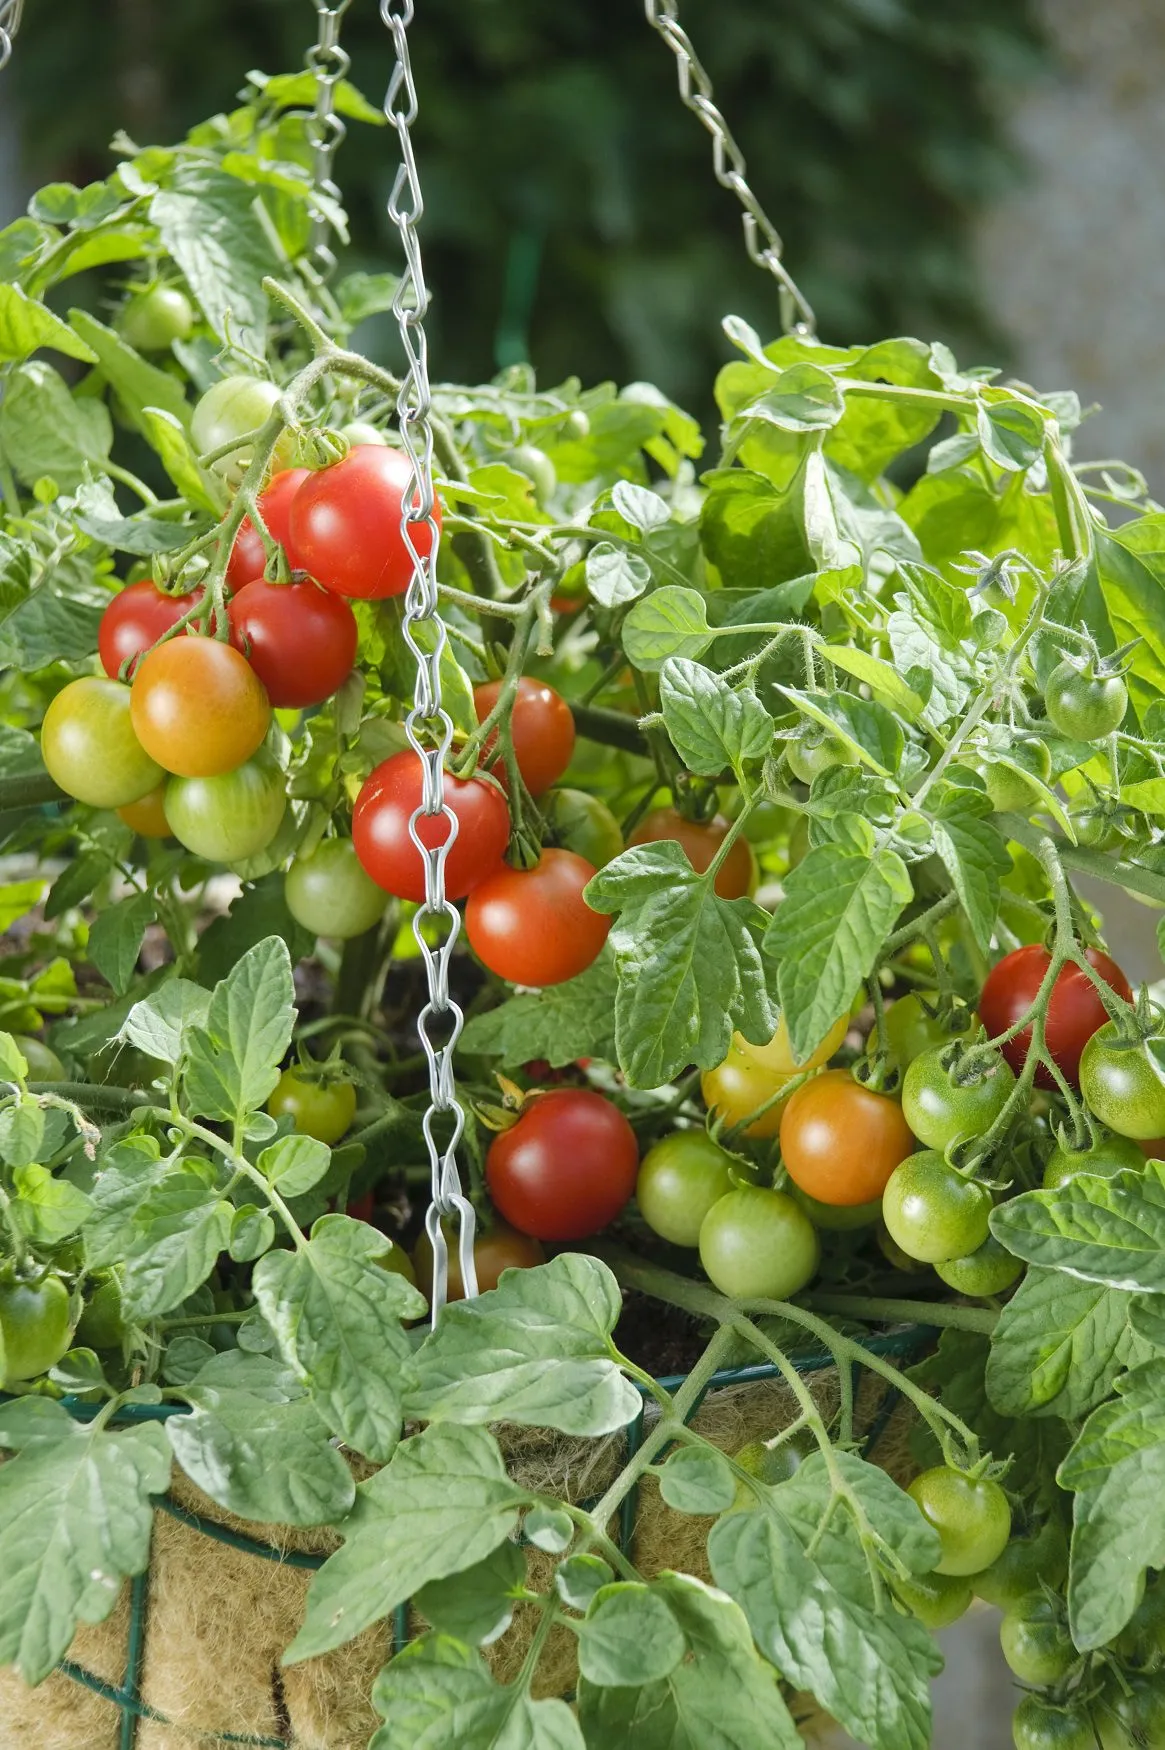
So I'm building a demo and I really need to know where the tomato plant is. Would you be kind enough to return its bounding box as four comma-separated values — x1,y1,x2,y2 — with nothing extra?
628,806,755,899
973,1521,1068,1610
284,839,387,939
131,636,271,777
636,1130,735,1247
473,676,576,797
780,1070,915,1206
979,945,1133,1088
485,1090,638,1240
229,576,357,708
697,1185,820,1301
226,467,311,589
99,580,204,680
41,676,164,808
465,849,610,986
353,750,510,904
906,1467,1011,1576
289,445,441,599
266,1068,357,1144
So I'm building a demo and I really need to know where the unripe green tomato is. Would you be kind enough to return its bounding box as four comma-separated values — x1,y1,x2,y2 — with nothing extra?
0,1272,75,1385
338,421,388,447
1044,661,1128,741
10,1035,65,1081
542,788,624,869
730,1428,816,1505
285,839,387,940
697,1186,820,1301
191,375,282,485
75,1273,127,1350
882,1152,992,1265
636,1131,735,1247
984,739,1052,814
1011,1696,1096,1750
973,1521,1068,1609
504,444,557,506
884,994,951,1073
906,1466,1011,1577
1115,1579,1165,1664
267,1069,357,1144
789,1184,882,1231
786,729,851,786
901,1044,1014,1153
891,1568,973,1631
163,752,287,863
1043,1131,1146,1189
934,1233,1023,1296
120,286,194,351
999,1594,1077,1684
42,676,164,809
563,410,590,440
1093,1673,1165,1749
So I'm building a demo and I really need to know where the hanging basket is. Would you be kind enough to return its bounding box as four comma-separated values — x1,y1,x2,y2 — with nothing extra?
0,1331,925,1749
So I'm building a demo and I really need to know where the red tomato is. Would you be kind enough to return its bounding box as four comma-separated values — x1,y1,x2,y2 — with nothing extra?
352,750,510,903
98,580,202,680
225,467,311,590
228,576,357,708
465,848,610,986
979,946,1132,1088
486,1089,638,1240
117,785,170,839
629,806,755,900
130,637,271,778
288,446,441,600
472,676,576,797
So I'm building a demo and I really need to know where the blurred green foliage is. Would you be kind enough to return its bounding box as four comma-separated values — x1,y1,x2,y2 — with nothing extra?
9,0,1043,408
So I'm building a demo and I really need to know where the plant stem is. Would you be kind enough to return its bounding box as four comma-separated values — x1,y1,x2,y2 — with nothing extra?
0,772,66,809
569,703,650,757
804,1294,998,1334
26,1081,144,1109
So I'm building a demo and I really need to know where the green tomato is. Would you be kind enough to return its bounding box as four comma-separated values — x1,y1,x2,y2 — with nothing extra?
934,1233,1023,1296
1093,1674,1165,1750
697,1186,820,1301
1000,1594,1077,1684
985,739,1052,814
973,1521,1068,1609
786,727,851,785
891,1568,973,1631
1079,1026,1165,1140
0,1272,74,1385
882,1152,992,1265
1043,1130,1146,1189
789,1184,882,1231
542,787,624,869
1011,1696,1097,1750
884,994,951,1072
285,838,387,940
10,1035,65,1081
191,374,282,484
1114,1579,1165,1665
75,1273,127,1351
41,676,164,809
164,751,287,863
120,286,194,351
267,1067,357,1144
901,1044,1014,1152
907,1466,1011,1577
504,444,557,506
338,421,388,447
1045,660,1128,741
637,1131,736,1247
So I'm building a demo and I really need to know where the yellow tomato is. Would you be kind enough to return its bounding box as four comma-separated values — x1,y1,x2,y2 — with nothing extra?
701,1013,849,1137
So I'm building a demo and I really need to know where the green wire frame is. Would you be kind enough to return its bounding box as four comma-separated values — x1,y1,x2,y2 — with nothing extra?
25,1330,926,1748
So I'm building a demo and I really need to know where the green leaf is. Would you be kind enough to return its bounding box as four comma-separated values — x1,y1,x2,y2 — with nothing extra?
370,1634,585,1750
183,937,295,1125
122,1165,234,1318
0,1096,44,1167
585,844,777,1087
253,69,386,125
986,1267,1154,1421
196,873,315,989
622,586,712,671
11,1162,93,1245
577,1583,685,1686
166,1353,355,1526
68,309,191,437
253,1213,425,1461
556,1554,614,1612
886,609,968,729
657,1445,737,1515
458,953,617,1068
404,1254,640,1436
737,364,844,433
577,1571,801,1750
137,406,222,512
229,1204,276,1262
0,1399,170,1684
708,1452,941,1750
896,560,974,645
765,843,912,1060
777,685,904,776
612,479,671,531
1059,1360,1165,1649
336,270,399,326
287,1424,531,1662
0,283,97,364
701,467,812,592
976,397,1045,472
585,541,651,608
414,1541,525,1646
83,1136,167,1269
259,1132,332,1198
827,339,943,481
659,658,772,776
820,643,924,719
990,1168,1165,1293
931,792,1009,954
1093,532,1165,712
150,167,279,361
119,977,211,1065
0,881,45,934
87,893,154,995
909,1328,1067,1477
523,1505,574,1554
0,360,112,489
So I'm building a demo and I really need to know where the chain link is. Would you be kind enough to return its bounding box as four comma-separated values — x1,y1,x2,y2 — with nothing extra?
642,0,814,337
380,0,478,1324
0,0,24,71
304,0,353,278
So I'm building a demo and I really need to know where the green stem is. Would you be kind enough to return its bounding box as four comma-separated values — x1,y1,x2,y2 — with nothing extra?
0,772,66,809
26,1081,143,1110
804,1294,998,1334
569,703,650,757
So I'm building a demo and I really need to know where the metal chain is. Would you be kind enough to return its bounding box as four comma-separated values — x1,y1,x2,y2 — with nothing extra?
380,0,478,1323
0,0,24,71
642,0,815,337
304,0,354,278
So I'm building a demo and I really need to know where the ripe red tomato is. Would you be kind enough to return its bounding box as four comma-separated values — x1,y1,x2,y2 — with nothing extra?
289,446,441,599
131,637,271,777
352,750,510,903
486,1089,638,1240
472,676,576,797
779,1069,915,1206
98,580,203,680
629,807,755,900
228,576,357,708
465,849,610,986
226,467,311,590
979,946,1133,1089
